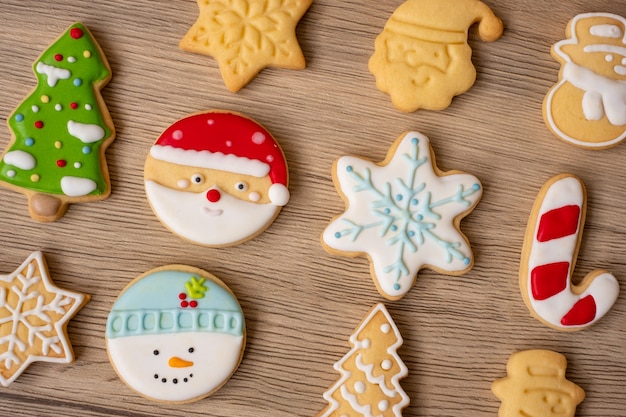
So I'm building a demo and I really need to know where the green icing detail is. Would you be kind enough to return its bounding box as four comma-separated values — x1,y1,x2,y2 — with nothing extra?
0,23,113,197
185,276,209,299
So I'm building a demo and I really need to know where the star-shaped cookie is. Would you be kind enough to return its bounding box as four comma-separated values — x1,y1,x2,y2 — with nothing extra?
0,252,89,386
180,0,312,92
322,132,482,300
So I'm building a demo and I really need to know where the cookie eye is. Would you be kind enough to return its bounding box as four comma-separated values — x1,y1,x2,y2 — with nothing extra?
234,181,248,191
191,174,204,185
153,349,159,356
188,347,194,353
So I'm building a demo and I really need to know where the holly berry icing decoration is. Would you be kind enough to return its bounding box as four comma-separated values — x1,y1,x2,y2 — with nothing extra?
322,131,482,300
144,110,290,247
0,22,115,222
106,265,245,403
519,174,619,331
0,251,90,387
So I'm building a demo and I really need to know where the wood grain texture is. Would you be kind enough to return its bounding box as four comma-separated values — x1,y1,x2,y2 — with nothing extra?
0,0,625,415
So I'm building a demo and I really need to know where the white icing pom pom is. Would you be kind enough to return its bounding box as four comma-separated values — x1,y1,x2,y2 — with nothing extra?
268,183,289,206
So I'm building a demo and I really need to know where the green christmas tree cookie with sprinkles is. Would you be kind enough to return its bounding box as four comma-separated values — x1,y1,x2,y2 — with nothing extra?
0,22,114,221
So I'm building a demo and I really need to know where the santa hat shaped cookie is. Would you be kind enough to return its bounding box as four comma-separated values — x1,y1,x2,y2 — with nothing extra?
144,111,290,247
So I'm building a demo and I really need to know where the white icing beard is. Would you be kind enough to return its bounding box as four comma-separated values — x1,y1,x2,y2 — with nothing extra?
145,180,280,246
107,332,243,402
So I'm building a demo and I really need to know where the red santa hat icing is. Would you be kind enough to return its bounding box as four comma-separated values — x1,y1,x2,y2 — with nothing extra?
150,111,289,206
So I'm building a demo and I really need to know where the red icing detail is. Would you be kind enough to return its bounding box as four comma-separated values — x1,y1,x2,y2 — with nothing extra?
70,102,78,109
206,189,221,202
56,160,67,168
178,292,187,300
189,300,198,308
537,205,580,242
561,295,596,326
34,121,44,129
154,112,288,186
70,27,84,39
530,262,570,300
180,300,189,308
54,54,63,61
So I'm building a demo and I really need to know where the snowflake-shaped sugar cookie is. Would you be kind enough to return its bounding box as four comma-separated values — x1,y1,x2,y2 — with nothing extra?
322,132,482,300
180,0,312,92
0,252,89,386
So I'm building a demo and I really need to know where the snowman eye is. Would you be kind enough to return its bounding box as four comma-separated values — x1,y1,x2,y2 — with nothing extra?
153,349,159,356
234,181,248,191
188,347,194,353
191,174,204,184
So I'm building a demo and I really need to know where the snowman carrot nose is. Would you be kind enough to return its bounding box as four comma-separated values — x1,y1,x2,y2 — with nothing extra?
168,356,194,368
206,189,221,202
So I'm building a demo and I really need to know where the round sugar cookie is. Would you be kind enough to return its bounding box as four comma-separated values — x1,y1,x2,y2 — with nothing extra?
144,110,290,247
106,265,246,403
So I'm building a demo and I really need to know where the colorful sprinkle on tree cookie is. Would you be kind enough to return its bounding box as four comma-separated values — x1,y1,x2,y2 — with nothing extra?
543,13,626,149
180,0,312,92
0,23,115,221
317,304,409,417
369,0,503,112
322,131,482,300
144,110,290,247
0,252,89,387
106,265,245,403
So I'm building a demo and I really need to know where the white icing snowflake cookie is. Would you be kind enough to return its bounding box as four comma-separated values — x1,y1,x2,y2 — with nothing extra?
106,265,245,403
322,131,482,300
0,252,89,386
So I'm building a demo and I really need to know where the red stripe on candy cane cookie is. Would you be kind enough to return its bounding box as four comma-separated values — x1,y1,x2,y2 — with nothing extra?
519,174,619,331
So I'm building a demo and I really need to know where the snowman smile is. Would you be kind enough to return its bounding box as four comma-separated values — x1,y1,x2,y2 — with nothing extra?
153,372,194,385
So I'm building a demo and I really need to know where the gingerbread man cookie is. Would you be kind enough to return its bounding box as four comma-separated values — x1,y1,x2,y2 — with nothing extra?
322,131,482,300
369,0,503,112
544,13,626,149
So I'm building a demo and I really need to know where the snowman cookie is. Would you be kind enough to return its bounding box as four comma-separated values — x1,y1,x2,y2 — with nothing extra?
543,13,626,149
106,265,245,403
144,111,290,247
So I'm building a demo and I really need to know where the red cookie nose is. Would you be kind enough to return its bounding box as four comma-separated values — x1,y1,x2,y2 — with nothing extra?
206,189,221,202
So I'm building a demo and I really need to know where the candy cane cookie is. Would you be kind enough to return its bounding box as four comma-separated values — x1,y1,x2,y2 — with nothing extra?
519,174,619,331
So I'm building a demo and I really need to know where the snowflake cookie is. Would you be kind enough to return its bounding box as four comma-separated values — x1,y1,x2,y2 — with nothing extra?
180,0,312,92
0,252,89,386
322,131,482,300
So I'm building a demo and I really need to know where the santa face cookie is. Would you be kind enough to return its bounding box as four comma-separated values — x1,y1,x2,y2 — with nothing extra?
106,265,245,403
322,131,482,300
144,111,290,247
543,13,626,149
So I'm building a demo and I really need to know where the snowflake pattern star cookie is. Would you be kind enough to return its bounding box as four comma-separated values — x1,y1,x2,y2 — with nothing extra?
106,265,245,403
322,131,482,300
180,0,312,92
0,23,115,221
0,252,89,387
317,304,409,417
369,0,503,112
144,110,290,247
543,13,626,149
520,174,619,331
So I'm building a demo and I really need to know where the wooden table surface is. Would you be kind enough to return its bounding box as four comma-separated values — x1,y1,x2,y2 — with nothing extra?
1,0,625,416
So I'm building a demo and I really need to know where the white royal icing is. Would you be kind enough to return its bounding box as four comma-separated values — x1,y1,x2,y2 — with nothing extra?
60,176,97,196
145,180,280,246
590,24,623,39
3,150,36,170
322,132,481,299
35,61,71,87
67,120,106,143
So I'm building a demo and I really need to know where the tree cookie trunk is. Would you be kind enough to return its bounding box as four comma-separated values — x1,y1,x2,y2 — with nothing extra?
28,193,68,222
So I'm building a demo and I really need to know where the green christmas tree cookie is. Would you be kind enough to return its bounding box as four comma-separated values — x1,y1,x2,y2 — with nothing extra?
0,22,115,221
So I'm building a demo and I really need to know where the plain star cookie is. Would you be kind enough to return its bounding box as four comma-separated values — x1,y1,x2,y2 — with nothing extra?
106,265,245,403
0,23,115,221
317,304,409,417
322,131,482,300
0,252,89,387
144,110,290,247
519,174,619,331
180,0,312,92
543,13,626,149
369,0,503,112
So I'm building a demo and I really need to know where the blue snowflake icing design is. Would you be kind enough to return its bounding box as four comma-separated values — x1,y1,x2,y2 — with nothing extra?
332,136,481,293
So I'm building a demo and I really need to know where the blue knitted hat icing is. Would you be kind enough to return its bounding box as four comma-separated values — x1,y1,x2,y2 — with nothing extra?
106,269,244,339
